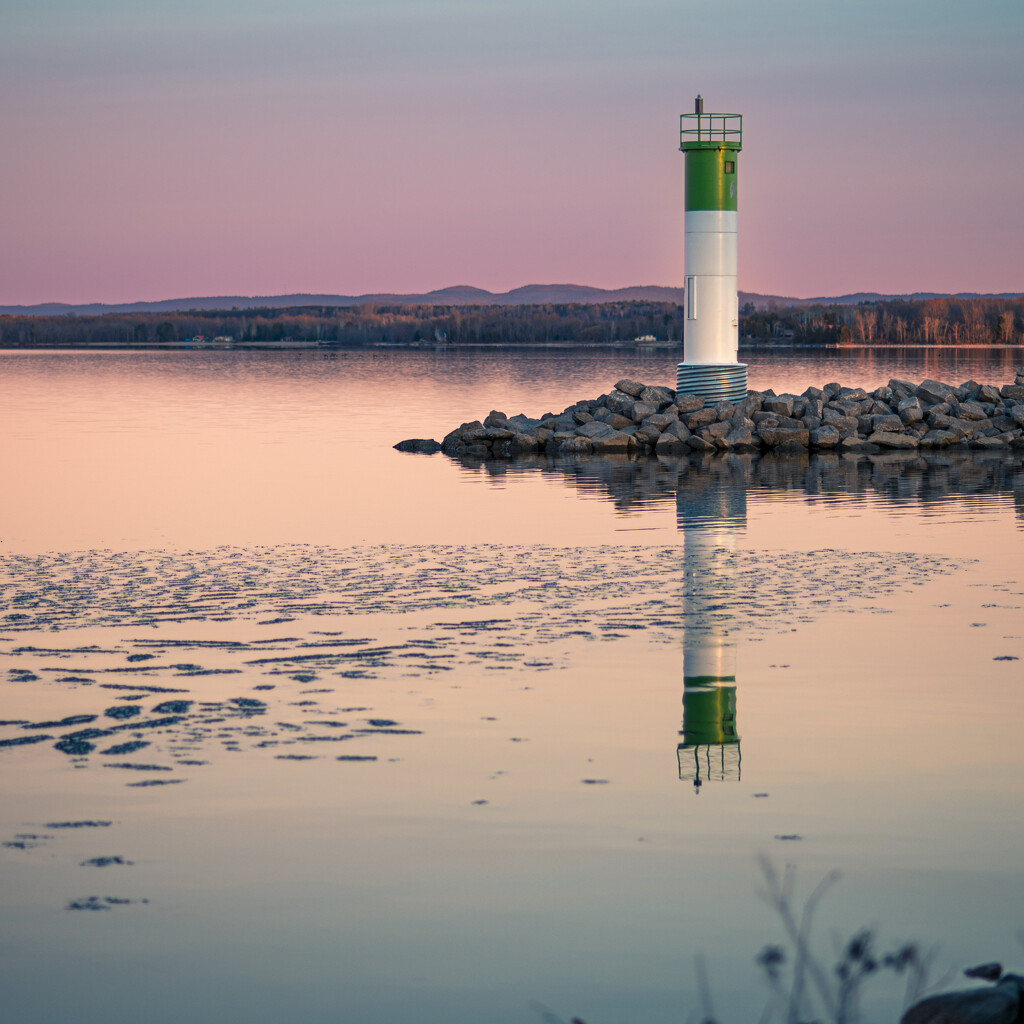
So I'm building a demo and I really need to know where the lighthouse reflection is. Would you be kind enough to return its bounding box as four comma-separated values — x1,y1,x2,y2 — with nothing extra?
677,474,746,791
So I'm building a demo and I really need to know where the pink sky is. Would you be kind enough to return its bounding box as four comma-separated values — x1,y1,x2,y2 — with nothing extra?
2,0,1021,305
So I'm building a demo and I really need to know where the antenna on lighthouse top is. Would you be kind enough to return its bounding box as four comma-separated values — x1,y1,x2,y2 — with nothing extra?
695,94,704,114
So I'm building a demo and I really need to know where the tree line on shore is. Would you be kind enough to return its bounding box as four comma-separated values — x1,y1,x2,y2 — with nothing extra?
743,295,1024,346
1,295,1021,348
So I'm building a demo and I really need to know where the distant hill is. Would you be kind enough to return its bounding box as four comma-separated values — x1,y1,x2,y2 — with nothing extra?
1,284,1019,316
0,285,697,315
801,291,1023,304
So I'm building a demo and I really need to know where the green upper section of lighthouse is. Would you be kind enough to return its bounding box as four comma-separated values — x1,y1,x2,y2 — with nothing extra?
680,96,742,212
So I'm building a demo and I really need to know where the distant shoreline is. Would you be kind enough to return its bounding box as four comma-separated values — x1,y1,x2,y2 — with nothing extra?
3,341,1024,353
2,295,1020,349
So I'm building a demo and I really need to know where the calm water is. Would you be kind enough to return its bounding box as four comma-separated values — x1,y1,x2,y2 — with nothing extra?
2,346,1024,1024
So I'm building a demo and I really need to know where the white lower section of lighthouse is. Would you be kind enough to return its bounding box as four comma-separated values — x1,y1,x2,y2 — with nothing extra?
683,211,738,365
677,209,747,406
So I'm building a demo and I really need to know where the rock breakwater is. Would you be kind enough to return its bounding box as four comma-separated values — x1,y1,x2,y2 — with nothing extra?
397,371,1024,458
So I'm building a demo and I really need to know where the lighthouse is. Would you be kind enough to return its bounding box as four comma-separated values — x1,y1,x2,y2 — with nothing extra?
677,96,747,406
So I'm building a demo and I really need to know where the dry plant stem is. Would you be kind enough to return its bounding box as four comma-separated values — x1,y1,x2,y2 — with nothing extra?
756,991,785,1024
695,953,718,1024
757,854,841,1023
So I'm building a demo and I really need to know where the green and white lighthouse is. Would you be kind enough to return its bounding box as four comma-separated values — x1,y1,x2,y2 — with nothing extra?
677,96,747,405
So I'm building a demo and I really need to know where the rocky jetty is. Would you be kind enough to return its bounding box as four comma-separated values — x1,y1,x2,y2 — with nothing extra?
398,371,1024,459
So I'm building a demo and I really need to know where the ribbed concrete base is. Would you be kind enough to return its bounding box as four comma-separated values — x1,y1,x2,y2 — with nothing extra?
676,363,748,406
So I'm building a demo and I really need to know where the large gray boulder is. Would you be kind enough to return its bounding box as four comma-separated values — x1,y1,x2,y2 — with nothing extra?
869,430,920,449
513,433,541,452
577,421,616,439
889,378,918,399
687,434,716,452
560,436,593,455
639,385,675,407
839,436,880,453
634,426,663,446
735,395,763,418
900,399,925,425
871,414,905,433
959,402,989,421
484,426,514,440
722,424,756,449
822,411,860,436
919,429,960,448
919,378,956,404
810,425,842,448
655,433,688,455
773,439,811,456
590,431,636,453
663,420,691,441
699,421,730,441
643,412,677,432
675,394,705,414
686,407,718,430
605,392,636,417
929,414,969,438
762,395,794,417
799,397,824,419
491,438,521,458
614,378,645,397
759,426,809,448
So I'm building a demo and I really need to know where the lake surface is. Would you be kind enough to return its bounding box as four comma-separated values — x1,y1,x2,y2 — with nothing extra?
2,346,1024,1024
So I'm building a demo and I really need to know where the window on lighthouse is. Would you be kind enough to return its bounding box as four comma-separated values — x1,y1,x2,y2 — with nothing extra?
686,277,697,319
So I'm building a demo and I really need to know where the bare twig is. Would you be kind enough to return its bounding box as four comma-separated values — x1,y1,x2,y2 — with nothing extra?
695,953,719,1024
757,854,840,1021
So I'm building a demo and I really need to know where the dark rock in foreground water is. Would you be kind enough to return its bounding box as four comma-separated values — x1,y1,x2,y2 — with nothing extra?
398,370,1024,460
901,972,1024,1024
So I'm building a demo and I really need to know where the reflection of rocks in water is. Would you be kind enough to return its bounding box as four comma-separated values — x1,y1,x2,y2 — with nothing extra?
449,449,1024,519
